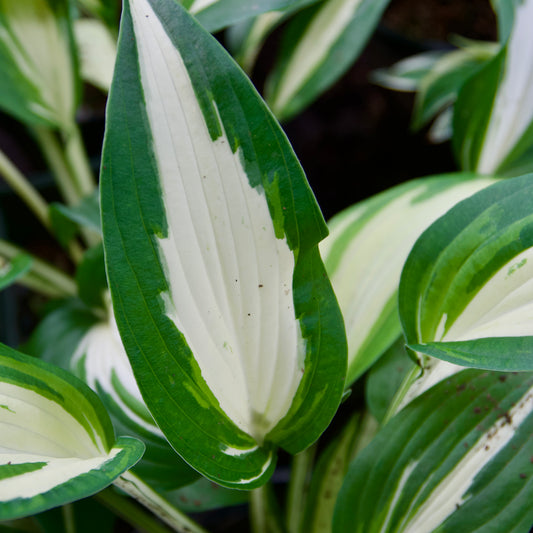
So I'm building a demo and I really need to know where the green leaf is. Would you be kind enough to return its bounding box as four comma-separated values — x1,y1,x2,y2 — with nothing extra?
490,0,522,41
0,343,144,521
0,0,79,129
52,191,102,235
77,0,119,31
189,0,310,33
399,174,533,372
320,173,495,386
454,0,533,176
101,0,346,488
265,0,391,121
333,369,533,532
23,298,99,369
75,244,107,309
0,254,32,291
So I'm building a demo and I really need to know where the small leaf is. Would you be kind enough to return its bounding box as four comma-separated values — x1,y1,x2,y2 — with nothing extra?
334,370,533,533
0,343,144,521
400,174,533,371
75,244,107,309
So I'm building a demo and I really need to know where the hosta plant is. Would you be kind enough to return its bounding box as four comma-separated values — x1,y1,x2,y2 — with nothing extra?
1,0,533,532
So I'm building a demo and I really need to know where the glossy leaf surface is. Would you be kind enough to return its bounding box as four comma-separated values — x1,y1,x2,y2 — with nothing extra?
334,369,533,532
101,0,346,488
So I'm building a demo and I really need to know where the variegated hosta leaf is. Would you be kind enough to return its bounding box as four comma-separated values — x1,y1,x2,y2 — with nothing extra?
186,0,306,33
0,343,144,521
333,369,533,533
265,0,391,121
72,307,199,490
101,0,346,488
0,253,32,291
400,174,533,372
320,173,495,386
454,0,533,176
0,0,77,129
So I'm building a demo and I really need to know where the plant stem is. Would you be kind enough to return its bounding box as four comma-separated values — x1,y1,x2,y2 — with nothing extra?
0,239,77,298
113,471,208,533
97,487,175,533
62,124,96,197
250,483,286,533
286,446,316,533
62,503,76,533
0,150,51,230
32,126,81,206
382,365,422,425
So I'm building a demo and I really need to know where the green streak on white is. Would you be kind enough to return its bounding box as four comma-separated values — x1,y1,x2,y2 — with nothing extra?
0,450,119,501
477,0,533,173
0,0,74,128
440,248,533,341
269,0,362,114
378,460,419,533
73,307,163,436
321,178,494,377
130,0,304,441
402,385,533,532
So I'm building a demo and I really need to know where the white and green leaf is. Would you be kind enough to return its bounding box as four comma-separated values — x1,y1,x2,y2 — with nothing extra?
101,0,346,488
320,173,495,386
0,0,78,129
0,343,144,521
400,174,533,371
454,0,533,176
334,369,533,532
265,0,391,121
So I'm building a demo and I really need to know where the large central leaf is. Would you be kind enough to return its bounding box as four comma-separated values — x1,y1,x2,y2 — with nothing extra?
101,0,346,488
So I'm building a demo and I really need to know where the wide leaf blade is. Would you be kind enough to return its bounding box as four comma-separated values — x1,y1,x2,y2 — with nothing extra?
101,0,346,488
0,343,144,521
334,369,533,532
400,174,533,371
